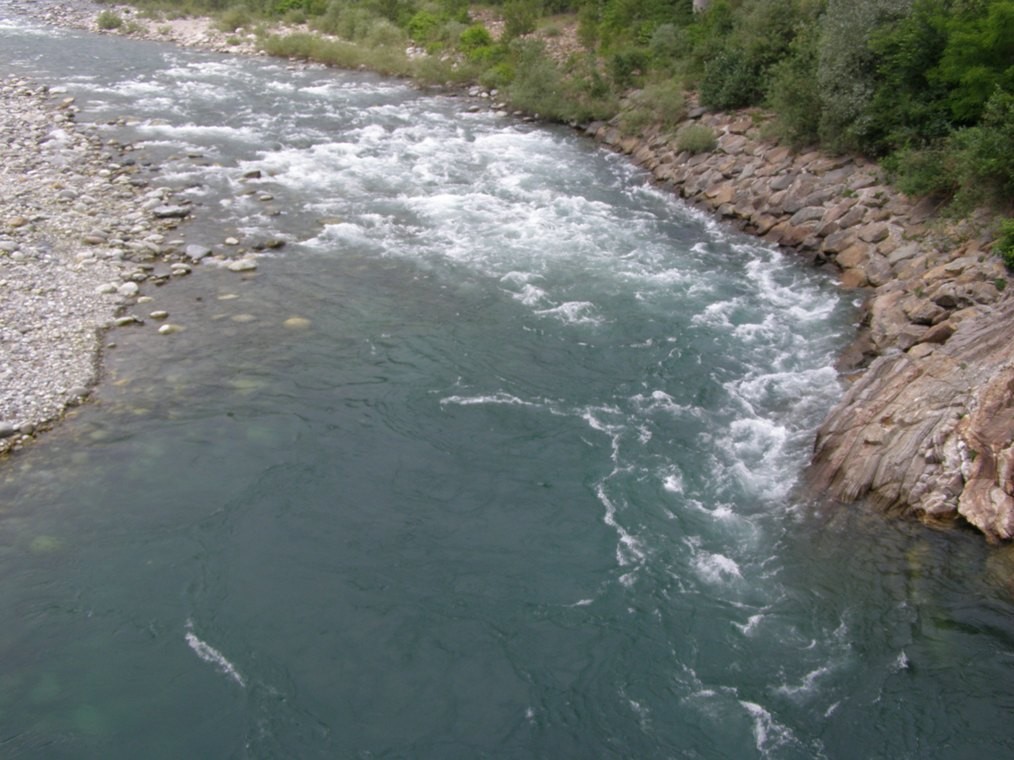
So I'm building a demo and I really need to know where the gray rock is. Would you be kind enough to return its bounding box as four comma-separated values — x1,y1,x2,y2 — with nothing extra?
117,281,140,298
184,244,211,261
808,295,1014,542
228,257,257,272
151,204,190,219
0,422,16,439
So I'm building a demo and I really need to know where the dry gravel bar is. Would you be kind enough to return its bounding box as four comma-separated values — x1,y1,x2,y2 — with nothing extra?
0,75,193,455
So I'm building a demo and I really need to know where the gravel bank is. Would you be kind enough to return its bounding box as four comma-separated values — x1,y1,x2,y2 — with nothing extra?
0,75,205,456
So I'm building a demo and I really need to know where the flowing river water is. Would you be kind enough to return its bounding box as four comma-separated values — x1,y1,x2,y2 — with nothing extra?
2,11,1014,758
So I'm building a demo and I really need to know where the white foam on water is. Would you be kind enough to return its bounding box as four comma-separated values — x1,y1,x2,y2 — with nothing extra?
533,301,602,326
134,122,263,144
776,665,832,699
893,650,910,671
184,619,246,688
439,392,541,408
739,701,800,756
631,390,697,419
660,466,684,494
0,17,59,36
595,483,646,570
693,550,743,585
734,613,765,636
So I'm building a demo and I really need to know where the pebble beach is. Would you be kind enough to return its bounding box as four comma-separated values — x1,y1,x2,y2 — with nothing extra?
0,74,198,455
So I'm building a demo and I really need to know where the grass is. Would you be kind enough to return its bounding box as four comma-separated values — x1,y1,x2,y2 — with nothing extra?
676,123,717,154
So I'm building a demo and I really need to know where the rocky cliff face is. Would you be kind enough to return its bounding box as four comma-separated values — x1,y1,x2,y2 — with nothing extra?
589,104,1013,541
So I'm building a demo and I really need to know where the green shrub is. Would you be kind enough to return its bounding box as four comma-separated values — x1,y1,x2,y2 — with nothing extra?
364,17,407,47
506,40,566,117
619,79,686,133
676,123,717,154
97,10,123,30
459,23,492,51
766,23,822,147
216,4,253,32
951,89,1014,204
648,22,686,69
996,219,1014,271
503,0,540,40
260,31,411,75
407,9,441,42
479,61,516,90
882,143,958,199
312,1,381,40
699,47,761,109
608,47,650,89
816,0,913,153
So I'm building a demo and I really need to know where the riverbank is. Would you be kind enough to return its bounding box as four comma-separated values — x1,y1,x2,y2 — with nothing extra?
7,1,1014,541
0,71,263,457
0,76,167,455
592,110,1014,540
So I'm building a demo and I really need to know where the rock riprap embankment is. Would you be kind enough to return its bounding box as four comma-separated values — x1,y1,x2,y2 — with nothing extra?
0,75,260,456
591,106,1013,540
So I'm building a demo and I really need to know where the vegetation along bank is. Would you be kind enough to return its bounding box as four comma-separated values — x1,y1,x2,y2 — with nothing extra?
39,0,1014,539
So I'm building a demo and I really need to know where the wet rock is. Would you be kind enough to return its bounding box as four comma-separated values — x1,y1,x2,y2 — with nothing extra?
184,244,211,261
117,281,140,298
151,204,190,219
227,257,257,272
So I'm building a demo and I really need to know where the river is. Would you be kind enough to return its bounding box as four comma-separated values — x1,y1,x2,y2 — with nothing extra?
1,9,1013,758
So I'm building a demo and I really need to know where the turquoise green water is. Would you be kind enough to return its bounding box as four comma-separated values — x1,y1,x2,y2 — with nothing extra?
2,10,1014,758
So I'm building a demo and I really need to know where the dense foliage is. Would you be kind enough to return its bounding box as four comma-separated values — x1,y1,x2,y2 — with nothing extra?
110,0,1013,210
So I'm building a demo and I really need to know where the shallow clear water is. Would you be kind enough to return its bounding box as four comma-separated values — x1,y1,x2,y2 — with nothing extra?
2,10,1014,758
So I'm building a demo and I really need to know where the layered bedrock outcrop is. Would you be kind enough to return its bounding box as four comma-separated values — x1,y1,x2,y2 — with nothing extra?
810,295,1014,542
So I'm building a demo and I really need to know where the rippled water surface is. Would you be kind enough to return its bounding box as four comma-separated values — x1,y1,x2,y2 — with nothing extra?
2,10,1014,758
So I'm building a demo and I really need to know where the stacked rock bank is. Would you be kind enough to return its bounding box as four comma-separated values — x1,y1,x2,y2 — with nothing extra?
591,106,1013,541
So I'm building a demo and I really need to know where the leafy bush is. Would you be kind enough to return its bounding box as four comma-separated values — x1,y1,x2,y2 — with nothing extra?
766,23,821,147
479,61,516,90
676,123,716,153
699,47,761,109
407,9,442,42
648,22,686,69
312,0,393,40
364,17,407,47
97,10,124,30
619,79,686,132
503,0,541,40
608,47,650,88
215,4,253,32
260,31,411,75
506,39,566,116
459,23,492,51
949,88,1014,205
996,218,1014,271
882,143,957,199
935,0,1014,124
